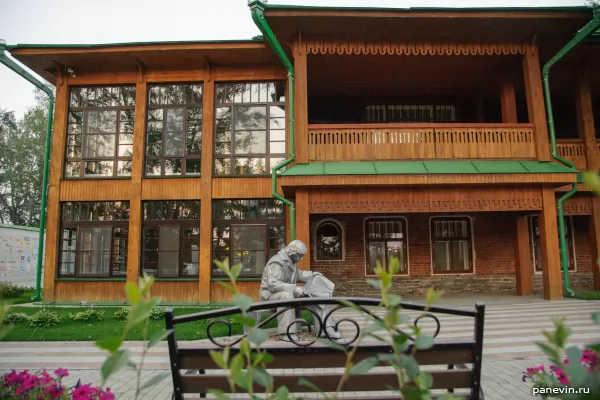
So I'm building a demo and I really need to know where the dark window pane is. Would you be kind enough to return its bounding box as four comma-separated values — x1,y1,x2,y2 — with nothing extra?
83,134,116,158
186,159,201,175
87,110,118,133
316,222,342,260
165,159,182,175
146,159,161,175
158,226,180,277
232,225,267,275
112,228,128,276
234,106,267,130
430,218,472,273
59,228,77,276
78,227,112,276
234,131,267,154
84,160,113,177
367,242,385,275
181,227,200,276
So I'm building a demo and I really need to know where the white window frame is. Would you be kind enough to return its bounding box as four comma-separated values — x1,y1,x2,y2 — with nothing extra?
363,216,409,277
428,215,476,276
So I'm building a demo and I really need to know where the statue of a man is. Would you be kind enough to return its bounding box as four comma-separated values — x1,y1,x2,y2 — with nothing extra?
259,239,342,342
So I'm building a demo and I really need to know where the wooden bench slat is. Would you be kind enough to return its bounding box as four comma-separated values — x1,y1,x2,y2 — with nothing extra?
180,370,472,393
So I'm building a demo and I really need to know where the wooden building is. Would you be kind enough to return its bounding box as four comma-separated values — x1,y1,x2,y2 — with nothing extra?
5,3,600,304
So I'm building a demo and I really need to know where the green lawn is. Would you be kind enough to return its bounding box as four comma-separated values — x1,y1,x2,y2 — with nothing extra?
2,290,35,305
572,291,600,300
2,306,285,342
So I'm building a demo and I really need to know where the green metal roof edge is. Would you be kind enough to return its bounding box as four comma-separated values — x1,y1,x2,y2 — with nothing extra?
7,39,263,51
280,160,577,176
0,223,43,232
264,3,592,13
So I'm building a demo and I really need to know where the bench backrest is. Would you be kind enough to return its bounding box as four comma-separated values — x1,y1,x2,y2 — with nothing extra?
165,297,485,400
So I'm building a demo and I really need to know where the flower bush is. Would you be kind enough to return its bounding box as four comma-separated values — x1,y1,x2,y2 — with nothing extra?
0,368,115,400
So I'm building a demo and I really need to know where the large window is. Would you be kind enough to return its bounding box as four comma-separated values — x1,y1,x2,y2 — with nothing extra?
529,216,575,273
142,201,200,278
145,84,203,176
365,218,408,275
212,199,286,277
315,220,343,261
58,202,129,278
431,217,473,273
214,82,286,176
65,86,136,178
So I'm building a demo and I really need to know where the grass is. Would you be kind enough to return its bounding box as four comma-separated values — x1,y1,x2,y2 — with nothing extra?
572,291,600,300
1,306,297,342
2,290,36,305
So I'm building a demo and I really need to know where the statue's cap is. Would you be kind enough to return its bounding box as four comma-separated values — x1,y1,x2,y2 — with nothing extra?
287,240,307,255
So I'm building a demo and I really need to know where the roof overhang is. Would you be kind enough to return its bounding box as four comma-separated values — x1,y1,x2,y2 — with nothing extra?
7,40,281,84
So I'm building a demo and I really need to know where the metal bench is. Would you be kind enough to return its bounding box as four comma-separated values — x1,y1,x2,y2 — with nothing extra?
165,297,485,399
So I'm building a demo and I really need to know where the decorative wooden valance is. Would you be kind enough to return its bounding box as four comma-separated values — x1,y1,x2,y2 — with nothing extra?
563,197,592,215
304,41,526,56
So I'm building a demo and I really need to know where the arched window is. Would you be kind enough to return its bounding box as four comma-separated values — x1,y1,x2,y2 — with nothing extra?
315,220,343,260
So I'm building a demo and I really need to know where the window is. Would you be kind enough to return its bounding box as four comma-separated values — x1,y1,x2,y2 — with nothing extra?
365,218,407,274
58,201,129,277
365,105,456,123
212,199,286,277
65,86,136,178
431,217,473,273
529,216,575,273
214,82,286,175
315,220,343,260
142,201,200,278
145,84,203,176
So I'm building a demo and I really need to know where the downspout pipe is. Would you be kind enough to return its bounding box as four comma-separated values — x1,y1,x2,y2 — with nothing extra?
0,43,55,302
541,6,600,297
249,0,296,240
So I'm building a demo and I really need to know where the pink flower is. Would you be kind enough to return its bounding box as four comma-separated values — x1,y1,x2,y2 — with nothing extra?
4,370,19,386
563,358,570,364
23,374,39,389
538,364,546,372
54,368,69,378
15,386,24,395
72,383,95,400
100,388,116,400
44,384,65,400
39,375,54,385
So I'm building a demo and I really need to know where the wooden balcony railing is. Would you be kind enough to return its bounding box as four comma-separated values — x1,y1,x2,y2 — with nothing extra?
555,139,587,170
307,123,536,161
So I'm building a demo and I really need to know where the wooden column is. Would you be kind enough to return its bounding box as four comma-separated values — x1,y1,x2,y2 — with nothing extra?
127,68,147,283
295,189,310,271
538,188,563,300
42,78,69,302
575,68,600,290
515,215,533,296
293,37,309,164
523,46,551,161
500,77,518,123
200,66,215,304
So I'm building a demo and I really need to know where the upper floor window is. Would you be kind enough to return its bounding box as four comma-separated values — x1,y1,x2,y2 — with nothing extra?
214,82,286,176
365,105,456,123
529,216,575,273
315,220,343,261
65,86,136,178
212,199,286,277
431,217,473,274
58,201,130,278
142,200,200,278
365,218,407,274
145,84,203,176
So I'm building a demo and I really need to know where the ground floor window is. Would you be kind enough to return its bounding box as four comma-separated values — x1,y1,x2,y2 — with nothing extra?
431,217,473,273
365,217,408,274
529,215,575,272
142,200,200,278
315,219,343,261
212,199,286,278
58,201,130,278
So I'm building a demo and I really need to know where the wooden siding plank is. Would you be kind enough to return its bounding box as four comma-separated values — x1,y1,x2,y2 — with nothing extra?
538,188,562,300
515,215,533,296
500,77,518,123
293,38,309,164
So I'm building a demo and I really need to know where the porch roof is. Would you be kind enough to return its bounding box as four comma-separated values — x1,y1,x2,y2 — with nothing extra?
280,160,576,176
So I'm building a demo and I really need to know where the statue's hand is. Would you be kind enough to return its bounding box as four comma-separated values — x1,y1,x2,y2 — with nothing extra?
313,271,323,276
293,286,307,297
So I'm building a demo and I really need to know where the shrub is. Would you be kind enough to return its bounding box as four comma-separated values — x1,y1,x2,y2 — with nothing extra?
149,306,166,320
29,309,60,328
113,306,129,321
3,312,29,324
0,282,26,299
68,308,105,323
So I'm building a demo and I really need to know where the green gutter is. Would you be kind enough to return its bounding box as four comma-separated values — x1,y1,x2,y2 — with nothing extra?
541,6,600,297
0,43,55,302
249,0,296,240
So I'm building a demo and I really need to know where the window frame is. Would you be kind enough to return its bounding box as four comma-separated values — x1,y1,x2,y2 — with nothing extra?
141,200,201,279
64,85,136,179
213,81,287,177
429,216,474,275
364,216,409,276
528,215,576,274
144,83,204,177
58,202,130,278
313,218,344,261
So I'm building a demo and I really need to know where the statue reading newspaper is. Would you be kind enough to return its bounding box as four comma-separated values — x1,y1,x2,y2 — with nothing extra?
259,240,343,342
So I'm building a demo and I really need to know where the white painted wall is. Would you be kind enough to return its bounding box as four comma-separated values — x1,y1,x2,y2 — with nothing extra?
0,225,45,288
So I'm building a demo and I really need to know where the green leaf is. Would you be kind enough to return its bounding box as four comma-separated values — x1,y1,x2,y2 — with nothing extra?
348,357,379,376
95,336,123,354
415,334,434,350
392,331,411,347
592,312,600,326
387,295,403,308
148,329,173,349
100,349,132,383
125,281,141,306
270,386,290,400
362,322,386,336
208,389,230,400
402,355,420,380
210,350,226,368
230,264,242,280
126,296,162,330
425,288,444,307
0,324,12,341
251,351,275,366
139,371,170,392
416,371,433,390
583,172,600,196
232,370,251,390
252,367,274,388
553,318,571,348
248,328,269,346
314,338,348,353
233,294,253,312
367,279,382,290
126,360,137,370
380,271,391,290
230,353,245,376
299,377,325,394
240,339,251,358
337,299,363,312
388,256,401,275
214,258,230,274
217,281,236,295
536,342,560,364
564,346,587,387
377,353,397,363
232,314,256,328
400,387,425,399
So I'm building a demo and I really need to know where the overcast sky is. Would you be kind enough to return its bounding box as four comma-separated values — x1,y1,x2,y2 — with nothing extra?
0,0,588,119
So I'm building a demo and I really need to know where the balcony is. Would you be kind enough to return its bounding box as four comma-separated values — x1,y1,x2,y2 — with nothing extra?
555,139,588,170
307,123,536,162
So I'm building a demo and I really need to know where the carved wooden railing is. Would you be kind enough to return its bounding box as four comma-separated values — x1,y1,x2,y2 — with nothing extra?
555,139,587,170
307,123,536,161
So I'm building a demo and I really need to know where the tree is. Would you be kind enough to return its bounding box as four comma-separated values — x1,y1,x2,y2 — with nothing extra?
0,89,49,227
